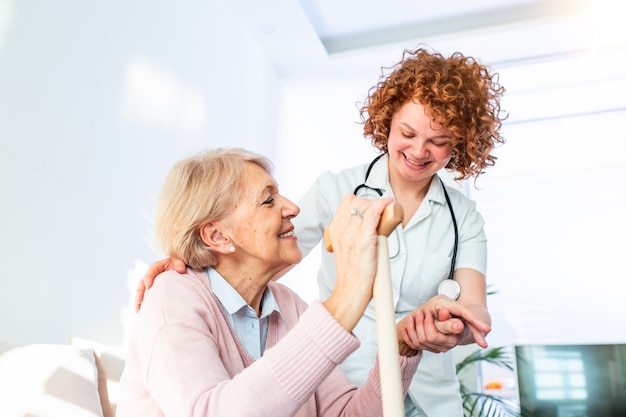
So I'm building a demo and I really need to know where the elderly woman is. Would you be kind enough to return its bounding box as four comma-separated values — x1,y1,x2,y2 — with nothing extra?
116,148,422,417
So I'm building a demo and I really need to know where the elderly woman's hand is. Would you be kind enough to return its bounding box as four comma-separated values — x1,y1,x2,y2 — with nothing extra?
322,194,393,332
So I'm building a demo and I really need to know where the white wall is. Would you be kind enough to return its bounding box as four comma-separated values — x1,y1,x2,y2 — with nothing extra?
474,49,626,346
0,0,281,346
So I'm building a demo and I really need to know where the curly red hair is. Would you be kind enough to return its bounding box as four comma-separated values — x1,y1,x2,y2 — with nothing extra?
360,47,506,180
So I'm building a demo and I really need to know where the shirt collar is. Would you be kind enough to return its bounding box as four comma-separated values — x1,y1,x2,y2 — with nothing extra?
426,174,448,206
207,268,282,320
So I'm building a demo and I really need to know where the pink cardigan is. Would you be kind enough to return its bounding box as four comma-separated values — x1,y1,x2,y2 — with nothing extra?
117,268,421,417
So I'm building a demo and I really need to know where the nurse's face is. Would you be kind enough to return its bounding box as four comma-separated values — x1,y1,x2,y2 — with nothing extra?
386,101,453,184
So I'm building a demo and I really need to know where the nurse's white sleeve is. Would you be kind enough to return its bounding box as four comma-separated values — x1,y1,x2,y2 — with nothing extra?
293,171,342,258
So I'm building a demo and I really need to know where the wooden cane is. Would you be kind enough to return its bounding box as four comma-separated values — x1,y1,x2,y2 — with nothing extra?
324,202,405,417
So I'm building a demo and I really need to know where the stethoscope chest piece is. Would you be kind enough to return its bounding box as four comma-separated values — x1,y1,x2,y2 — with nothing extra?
438,279,460,300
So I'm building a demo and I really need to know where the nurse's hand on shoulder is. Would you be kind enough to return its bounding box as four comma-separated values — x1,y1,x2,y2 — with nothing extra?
134,257,185,312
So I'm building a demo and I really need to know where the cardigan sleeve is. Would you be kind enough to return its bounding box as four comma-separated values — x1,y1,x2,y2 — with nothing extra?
313,352,421,417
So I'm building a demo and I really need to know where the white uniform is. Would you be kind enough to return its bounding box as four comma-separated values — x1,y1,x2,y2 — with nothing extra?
294,154,487,417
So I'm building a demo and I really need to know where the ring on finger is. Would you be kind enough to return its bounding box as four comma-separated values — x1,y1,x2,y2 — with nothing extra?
349,208,364,217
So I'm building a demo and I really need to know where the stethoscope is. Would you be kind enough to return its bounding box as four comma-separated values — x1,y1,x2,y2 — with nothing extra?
353,154,461,300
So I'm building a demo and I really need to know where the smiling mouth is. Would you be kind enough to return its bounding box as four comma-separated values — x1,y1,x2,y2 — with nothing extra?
279,230,294,238
405,155,428,166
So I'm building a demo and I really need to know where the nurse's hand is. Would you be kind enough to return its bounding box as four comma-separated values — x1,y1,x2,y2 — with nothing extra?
397,296,491,353
134,257,186,312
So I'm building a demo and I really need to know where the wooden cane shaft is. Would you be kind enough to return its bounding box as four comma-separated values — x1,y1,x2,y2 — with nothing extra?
322,201,405,416
375,235,405,417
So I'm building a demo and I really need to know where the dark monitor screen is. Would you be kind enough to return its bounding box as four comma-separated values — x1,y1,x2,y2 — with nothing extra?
515,344,626,417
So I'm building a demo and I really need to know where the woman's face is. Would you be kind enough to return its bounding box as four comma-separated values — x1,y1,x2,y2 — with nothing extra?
220,162,302,274
386,101,453,184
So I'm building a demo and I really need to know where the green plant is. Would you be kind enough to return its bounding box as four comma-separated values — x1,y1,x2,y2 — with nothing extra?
456,346,518,417
456,346,535,417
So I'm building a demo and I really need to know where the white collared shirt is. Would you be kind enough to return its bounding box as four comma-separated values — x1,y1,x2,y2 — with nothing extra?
207,268,282,360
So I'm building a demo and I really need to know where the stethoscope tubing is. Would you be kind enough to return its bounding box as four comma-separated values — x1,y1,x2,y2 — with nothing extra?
353,154,459,281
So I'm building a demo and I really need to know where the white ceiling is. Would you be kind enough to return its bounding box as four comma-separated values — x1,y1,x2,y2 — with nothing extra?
229,0,599,79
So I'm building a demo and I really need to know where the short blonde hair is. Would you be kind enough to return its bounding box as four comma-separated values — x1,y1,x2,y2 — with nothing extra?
155,148,273,270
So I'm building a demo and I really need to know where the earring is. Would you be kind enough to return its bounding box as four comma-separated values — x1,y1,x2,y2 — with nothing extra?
229,246,236,253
